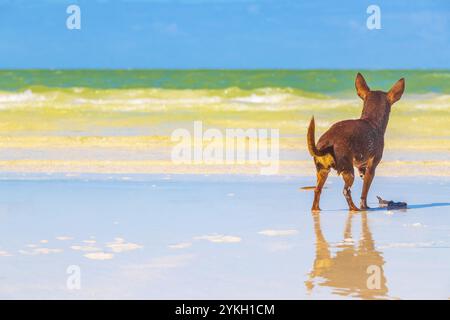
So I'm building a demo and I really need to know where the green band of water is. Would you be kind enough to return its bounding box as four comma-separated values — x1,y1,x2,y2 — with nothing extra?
1,70,449,95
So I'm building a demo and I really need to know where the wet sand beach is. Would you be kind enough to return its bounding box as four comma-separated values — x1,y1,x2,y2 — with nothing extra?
0,174,448,299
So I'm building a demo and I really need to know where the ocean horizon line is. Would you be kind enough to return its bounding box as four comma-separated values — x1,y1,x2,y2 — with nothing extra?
1,68,449,71
1,69,449,94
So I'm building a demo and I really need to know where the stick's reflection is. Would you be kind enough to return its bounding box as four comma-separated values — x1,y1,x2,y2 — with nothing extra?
305,212,388,299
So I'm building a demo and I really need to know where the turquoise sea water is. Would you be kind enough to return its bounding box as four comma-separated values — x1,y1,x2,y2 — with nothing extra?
0,69,448,175
0,70,449,95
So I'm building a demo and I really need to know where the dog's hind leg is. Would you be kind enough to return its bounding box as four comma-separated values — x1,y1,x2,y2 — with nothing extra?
342,170,360,212
360,158,378,210
312,166,330,212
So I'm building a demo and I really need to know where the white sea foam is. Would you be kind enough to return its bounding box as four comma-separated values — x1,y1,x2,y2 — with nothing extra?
0,89,447,114
0,90,46,103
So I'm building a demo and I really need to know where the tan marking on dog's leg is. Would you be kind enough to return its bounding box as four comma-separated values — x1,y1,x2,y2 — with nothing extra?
342,170,359,212
312,168,330,212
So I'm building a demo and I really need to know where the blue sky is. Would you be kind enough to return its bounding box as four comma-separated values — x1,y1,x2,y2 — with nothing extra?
0,0,448,69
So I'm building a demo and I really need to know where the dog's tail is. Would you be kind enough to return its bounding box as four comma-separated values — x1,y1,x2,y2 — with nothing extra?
307,117,335,168
307,117,326,157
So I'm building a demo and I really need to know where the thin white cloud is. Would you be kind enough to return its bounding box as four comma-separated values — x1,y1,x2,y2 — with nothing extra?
84,252,114,260
56,236,74,241
0,250,12,257
71,245,101,252
71,239,100,252
19,248,63,255
258,229,298,237
168,242,192,249
194,234,241,243
35,248,62,254
106,237,143,253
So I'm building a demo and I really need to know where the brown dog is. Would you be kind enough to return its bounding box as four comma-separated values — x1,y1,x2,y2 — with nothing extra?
307,73,405,211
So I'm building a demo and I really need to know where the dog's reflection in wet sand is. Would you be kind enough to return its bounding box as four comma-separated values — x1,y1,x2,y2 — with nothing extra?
305,212,388,299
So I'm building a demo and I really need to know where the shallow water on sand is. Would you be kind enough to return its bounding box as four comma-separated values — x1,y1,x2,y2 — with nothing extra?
0,175,448,299
1,70,449,176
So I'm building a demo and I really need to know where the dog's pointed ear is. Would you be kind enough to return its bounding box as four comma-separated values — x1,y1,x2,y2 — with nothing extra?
355,73,370,100
387,78,405,105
